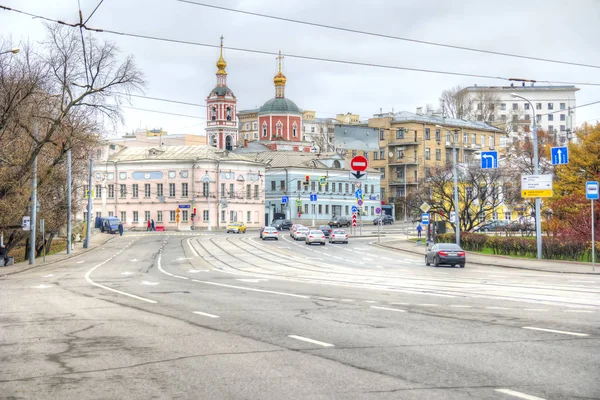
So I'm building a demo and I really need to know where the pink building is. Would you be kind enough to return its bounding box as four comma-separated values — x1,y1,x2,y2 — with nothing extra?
81,145,267,230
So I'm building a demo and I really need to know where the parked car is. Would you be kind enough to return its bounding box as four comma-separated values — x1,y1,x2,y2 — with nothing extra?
290,224,305,238
99,217,121,234
271,219,292,230
318,225,332,237
473,220,509,232
306,230,326,245
260,226,279,240
329,229,349,244
328,216,350,228
373,215,394,225
425,243,466,268
506,220,535,232
226,222,247,233
294,226,310,241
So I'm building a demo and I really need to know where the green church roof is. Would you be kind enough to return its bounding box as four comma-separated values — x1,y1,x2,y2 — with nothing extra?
259,97,301,115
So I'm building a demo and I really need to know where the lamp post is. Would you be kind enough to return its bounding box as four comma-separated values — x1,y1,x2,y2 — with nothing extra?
511,93,542,260
436,125,460,246
0,49,20,56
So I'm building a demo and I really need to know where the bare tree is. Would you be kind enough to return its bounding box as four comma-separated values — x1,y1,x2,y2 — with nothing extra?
439,85,471,119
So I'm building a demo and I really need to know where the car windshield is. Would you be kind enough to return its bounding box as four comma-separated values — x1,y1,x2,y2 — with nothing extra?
438,244,462,250
319,226,331,230
333,229,346,234
264,227,276,232
297,227,309,232
310,230,324,235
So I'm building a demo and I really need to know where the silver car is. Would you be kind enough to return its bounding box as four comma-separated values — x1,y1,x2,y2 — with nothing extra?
261,226,279,240
329,229,349,244
294,227,310,241
306,230,326,245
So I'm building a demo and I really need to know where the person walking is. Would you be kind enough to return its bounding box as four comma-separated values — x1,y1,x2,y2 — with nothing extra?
0,244,8,266
151,219,155,231
416,224,423,238
147,220,151,231
118,223,124,236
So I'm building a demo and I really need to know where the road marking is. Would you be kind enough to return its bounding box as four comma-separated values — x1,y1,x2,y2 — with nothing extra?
141,281,159,285
33,284,52,289
418,304,439,307
340,299,355,302
522,327,589,337
523,309,548,311
121,272,134,276
85,257,157,304
190,280,310,299
494,388,547,400
486,307,511,310
76,261,84,264
193,311,220,319
318,297,335,301
370,306,406,312
391,302,410,305
129,259,138,262
381,257,393,261
287,335,334,347
419,293,456,298
187,238,199,257
236,278,268,283
363,300,378,303
172,275,189,280
564,310,594,313
188,269,209,273
43,274,53,278
450,305,472,308
332,256,343,260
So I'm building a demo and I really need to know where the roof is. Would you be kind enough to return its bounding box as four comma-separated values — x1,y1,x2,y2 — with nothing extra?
237,108,260,115
232,141,271,154
209,86,235,97
388,111,503,132
462,85,579,92
259,97,301,115
108,145,261,163
243,151,340,169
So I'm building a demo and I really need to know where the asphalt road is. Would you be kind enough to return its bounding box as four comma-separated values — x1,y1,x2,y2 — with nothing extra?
1,229,599,400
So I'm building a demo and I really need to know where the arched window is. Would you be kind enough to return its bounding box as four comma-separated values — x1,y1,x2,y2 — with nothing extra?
333,160,341,168
262,122,268,138
211,107,217,121
276,121,283,137
292,122,298,137
226,106,232,121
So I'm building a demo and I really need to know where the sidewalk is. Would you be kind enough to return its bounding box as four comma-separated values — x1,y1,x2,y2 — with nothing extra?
0,232,116,276
374,238,600,275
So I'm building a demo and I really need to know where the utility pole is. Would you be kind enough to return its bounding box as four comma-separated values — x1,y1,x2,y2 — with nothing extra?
67,148,72,254
29,121,38,264
84,156,93,248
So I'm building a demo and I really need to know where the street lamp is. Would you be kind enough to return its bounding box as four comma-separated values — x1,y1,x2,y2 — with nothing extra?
0,49,20,56
511,92,542,260
436,125,460,246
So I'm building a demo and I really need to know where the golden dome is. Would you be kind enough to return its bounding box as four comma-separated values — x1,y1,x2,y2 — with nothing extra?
216,36,227,75
273,71,286,86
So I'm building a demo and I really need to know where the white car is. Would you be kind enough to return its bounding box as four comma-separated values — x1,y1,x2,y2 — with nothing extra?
261,226,279,240
294,227,310,241
306,230,326,245
329,229,349,244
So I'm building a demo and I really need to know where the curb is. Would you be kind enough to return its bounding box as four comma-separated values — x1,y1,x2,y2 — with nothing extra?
1,235,116,276
372,242,600,275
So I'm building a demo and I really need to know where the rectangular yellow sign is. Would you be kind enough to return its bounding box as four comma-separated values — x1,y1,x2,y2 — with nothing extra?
521,189,553,198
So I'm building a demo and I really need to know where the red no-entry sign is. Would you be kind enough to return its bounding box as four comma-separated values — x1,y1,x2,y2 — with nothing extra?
350,155,368,172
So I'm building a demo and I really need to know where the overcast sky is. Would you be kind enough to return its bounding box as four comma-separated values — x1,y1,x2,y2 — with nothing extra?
2,0,600,137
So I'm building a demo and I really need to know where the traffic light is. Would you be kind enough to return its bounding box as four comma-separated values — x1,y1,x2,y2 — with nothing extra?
303,175,310,186
193,207,197,215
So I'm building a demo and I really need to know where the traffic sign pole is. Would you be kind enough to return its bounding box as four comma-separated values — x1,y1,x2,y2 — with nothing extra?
587,181,599,271
592,199,595,271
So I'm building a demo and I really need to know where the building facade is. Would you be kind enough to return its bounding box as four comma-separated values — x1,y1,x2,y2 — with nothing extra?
238,109,259,143
460,84,578,143
248,152,381,225
111,129,206,147
81,146,266,230
206,37,238,151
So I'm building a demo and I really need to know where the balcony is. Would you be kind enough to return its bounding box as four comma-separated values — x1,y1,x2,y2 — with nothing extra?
388,136,423,146
388,156,423,166
388,177,419,186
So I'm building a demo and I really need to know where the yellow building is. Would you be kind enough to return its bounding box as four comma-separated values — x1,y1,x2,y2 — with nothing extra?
336,113,360,125
237,109,259,143
368,110,505,203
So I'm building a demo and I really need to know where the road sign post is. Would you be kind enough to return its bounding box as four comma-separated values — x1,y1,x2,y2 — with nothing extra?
587,181,599,271
350,155,368,179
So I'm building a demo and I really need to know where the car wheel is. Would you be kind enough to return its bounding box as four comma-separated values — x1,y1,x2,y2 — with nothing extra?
433,256,439,268
460,264,465,268
276,238,279,240
262,237,265,240
425,256,430,266
321,242,325,246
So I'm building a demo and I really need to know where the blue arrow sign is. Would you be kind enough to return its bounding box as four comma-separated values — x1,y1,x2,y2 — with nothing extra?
481,151,498,169
355,189,363,199
310,194,318,202
351,205,358,213
551,146,568,165
586,181,599,200
281,196,289,203
421,213,430,225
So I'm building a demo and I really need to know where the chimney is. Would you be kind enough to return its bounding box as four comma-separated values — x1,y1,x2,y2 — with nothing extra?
416,107,423,115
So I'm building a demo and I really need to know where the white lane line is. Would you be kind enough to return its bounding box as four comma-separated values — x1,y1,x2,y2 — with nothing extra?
33,284,52,289
450,305,472,308
363,300,378,303
419,293,456,298
173,275,189,280
129,259,138,262
188,269,209,273
43,274,53,278
522,326,589,337
76,261,84,264
340,299,355,302
332,256,343,260
391,302,410,305
494,388,547,400
370,306,406,312
287,335,334,347
85,257,157,304
381,257,393,261
318,297,336,300
523,309,548,311
121,272,134,276
187,238,199,257
190,280,310,299
236,278,269,283
140,281,159,286
486,307,511,310
564,310,594,313
193,311,220,319
418,304,439,307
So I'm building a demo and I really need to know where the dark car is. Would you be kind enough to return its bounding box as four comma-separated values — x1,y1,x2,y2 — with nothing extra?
318,225,332,237
506,220,535,233
328,216,350,228
271,219,293,230
373,215,394,225
425,243,466,268
473,220,509,232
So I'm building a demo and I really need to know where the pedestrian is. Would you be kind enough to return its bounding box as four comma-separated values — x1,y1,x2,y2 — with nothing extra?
151,219,155,231
416,224,423,238
147,220,151,231
118,223,124,236
0,244,8,266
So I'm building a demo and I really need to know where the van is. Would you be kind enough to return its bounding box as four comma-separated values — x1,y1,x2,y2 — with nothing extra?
96,216,121,234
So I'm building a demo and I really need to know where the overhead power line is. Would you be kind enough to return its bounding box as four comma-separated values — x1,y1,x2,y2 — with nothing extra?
122,106,205,119
2,4,600,87
176,0,600,70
